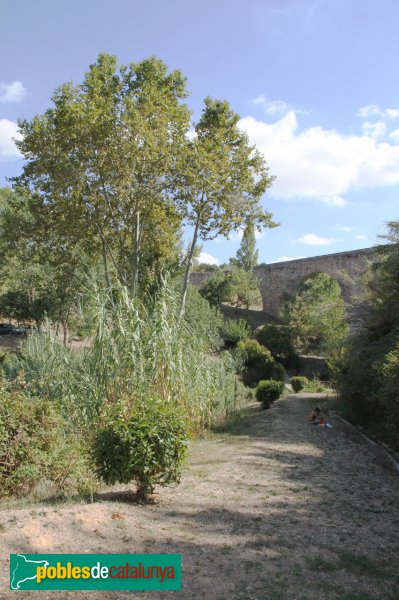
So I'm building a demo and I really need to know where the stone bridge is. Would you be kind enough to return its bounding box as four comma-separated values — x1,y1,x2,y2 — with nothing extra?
190,247,376,326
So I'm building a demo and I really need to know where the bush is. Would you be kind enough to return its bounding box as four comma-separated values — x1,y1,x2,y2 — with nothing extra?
0,382,95,499
291,376,308,392
256,324,294,358
304,376,327,392
256,379,284,409
271,362,286,382
92,396,188,500
237,339,273,367
237,339,275,386
222,319,252,347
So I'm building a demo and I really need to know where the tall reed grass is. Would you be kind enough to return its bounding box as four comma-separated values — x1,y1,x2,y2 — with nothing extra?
4,281,237,432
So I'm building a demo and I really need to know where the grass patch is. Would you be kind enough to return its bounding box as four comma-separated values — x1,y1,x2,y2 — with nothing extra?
306,552,384,577
336,552,383,576
306,556,338,571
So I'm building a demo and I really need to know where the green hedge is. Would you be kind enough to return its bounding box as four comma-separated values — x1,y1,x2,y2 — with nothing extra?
290,376,308,392
0,383,95,499
93,396,188,500
255,379,284,409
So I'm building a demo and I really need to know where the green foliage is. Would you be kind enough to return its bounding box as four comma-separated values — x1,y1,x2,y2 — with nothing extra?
283,273,348,355
200,271,234,307
230,220,259,272
177,95,276,314
92,396,188,500
270,362,286,382
290,376,308,393
13,55,190,299
0,382,95,499
304,376,328,392
222,318,252,347
255,379,284,408
0,187,97,333
237,339,273,367
184,285,223,351
237,338,275,386
334,222,399,450
256,323,295,359
5,281,237,432
230,268,262,309
192,262,219,272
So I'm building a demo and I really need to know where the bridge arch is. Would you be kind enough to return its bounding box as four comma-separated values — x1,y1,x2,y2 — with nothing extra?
253,248,375,321
189,247,376,329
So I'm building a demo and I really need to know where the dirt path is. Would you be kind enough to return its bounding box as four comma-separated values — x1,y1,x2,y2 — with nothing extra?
1,394,398,600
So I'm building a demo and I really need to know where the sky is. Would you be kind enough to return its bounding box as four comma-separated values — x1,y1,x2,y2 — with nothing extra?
1,0,399,264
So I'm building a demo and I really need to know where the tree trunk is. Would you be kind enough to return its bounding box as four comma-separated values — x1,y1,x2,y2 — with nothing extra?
101,235,114,306
131,210,141,299
180,218,200,318
62,322,68,347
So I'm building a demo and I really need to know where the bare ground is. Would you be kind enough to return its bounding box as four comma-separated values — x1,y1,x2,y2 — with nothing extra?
1,394,398,600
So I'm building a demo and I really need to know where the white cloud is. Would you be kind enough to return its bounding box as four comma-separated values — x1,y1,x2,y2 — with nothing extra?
355,234,368,240
386,108,399,119
339,226,354,232
298,233,334,246
0,81,26,103
271,256,305,263
389,128,399,143
0,119,22,159
239,110,399,205
362,120,386,139
265,100,289,116
357,104,382,118
253,95,289,116
196,251,220,266
253,94,267,105
357,104,399,120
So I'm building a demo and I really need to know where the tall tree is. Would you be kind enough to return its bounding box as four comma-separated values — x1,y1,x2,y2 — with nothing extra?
13,54,190,299
175,97,276,316
283,273,348,354
230,220,259,272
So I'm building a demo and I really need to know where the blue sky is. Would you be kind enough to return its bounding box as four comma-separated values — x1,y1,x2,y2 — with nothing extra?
1,0,398,264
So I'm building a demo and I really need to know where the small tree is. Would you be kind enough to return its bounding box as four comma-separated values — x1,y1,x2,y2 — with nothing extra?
93,397,188,501
200,271,234,307
230,219,259,272
175,97,276,316
231,268,262,309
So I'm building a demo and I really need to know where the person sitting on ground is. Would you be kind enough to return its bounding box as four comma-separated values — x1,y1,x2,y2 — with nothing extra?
308,407,324,425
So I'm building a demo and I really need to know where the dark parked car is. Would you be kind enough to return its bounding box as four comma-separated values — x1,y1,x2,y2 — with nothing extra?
0,323,27,335
0,323,15,334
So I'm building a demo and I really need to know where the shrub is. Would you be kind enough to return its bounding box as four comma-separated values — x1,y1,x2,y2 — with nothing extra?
237,339,273,367
305,376,327,392
256,324,294,358
92,396,188,500
222,319,251,347
0,383,95,500
291,376,308,392
271,362,286,382
255,379,284,409
237,339,275,386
